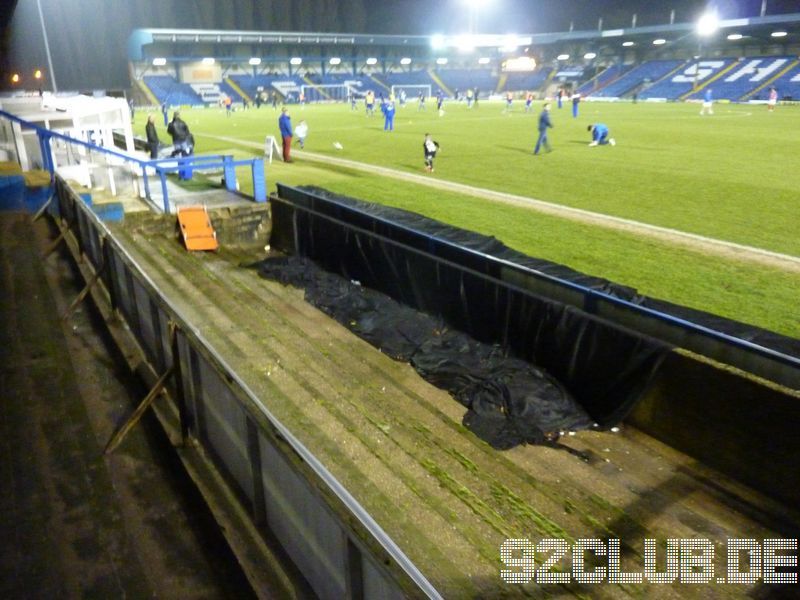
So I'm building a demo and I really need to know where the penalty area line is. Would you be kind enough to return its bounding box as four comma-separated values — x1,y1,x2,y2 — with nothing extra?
201,133,800,274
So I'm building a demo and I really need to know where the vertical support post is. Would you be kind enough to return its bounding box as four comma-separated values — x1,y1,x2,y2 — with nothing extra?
252,159,266,203
670,9,676,25
142,165,151,199
761,0,767,17
246,417,267,525
159,170,169,213
632,13,637,29
345,537,364,600
223,155,237,192
169,322,190,444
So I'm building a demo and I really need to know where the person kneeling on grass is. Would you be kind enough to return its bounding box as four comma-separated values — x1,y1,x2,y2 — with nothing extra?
423,133,440,173
588,123,615,147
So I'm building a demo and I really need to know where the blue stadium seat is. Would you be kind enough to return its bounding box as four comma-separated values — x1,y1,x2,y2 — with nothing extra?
639,58,736,100
594,60,685,98
578,64,631,96
144,75,204,106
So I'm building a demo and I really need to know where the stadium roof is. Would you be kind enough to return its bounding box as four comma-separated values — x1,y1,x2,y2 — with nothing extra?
129,14,800,61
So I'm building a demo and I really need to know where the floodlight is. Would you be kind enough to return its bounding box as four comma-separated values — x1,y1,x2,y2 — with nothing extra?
478,57,491,64
697,13,719,37
11,73,20,84
400,57,412,65
329,57,341,65
436,57,449,65
653,38,667,45
584,52,597,60
249,57,261,65
431,34,446,50
727,33,743,40
557,54,570,61
771,31,788,38
34,69,42,79
152,58,167,66
366,57,378,65
622,41,635,47
290,57,302,65
456,35,476,52
202,57,215,65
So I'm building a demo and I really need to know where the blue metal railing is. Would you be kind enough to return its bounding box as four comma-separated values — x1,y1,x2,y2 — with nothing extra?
0,109,267,213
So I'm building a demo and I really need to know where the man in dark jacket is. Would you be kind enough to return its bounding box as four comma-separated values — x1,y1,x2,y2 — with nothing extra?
145,114,159,159
534,102,553,155
167,111,191,157
278,107,293,162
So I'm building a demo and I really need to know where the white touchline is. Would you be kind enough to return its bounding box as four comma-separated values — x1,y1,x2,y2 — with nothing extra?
201,133,800,274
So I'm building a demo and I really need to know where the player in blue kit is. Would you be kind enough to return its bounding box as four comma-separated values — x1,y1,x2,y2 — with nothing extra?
383,100,396,131
587,123,616,146
700,87,714,116
534,103,553,155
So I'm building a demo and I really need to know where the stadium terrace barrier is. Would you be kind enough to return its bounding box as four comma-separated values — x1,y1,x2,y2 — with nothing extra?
268,185,800,506
0,110,267,212
270,185,800,396
50,174,441,599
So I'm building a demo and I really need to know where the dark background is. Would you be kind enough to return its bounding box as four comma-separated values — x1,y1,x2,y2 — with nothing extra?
1,0,797,91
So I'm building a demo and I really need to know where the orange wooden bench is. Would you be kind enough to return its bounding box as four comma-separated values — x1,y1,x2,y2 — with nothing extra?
177,205,219,251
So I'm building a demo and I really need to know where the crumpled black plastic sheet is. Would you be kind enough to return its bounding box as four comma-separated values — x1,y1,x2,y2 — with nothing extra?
258,256,593,449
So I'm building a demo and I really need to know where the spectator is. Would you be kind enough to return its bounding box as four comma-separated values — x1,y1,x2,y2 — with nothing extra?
279,107,293,162
167,111,191,157
145,114,159,159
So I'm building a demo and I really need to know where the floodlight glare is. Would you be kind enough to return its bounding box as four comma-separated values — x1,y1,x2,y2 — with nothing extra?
727,33,743,40
290,57,302,65
697,13,719,37
34,69,42,79
11,73,20,83
202,57,215,65
152,58,167,66
249,57,261,65
366,57,378,65
436,57,449,65
557,54,570,60
431,34,446,49
653,38,667,45
478,57,491,64
584,52,597,60
400,57,412,65
771,31,788,38
456,35,476,52
329,57,342,65
622,41,635,47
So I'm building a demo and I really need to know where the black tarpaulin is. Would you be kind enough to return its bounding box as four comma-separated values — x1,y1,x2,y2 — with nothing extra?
258,256,593,449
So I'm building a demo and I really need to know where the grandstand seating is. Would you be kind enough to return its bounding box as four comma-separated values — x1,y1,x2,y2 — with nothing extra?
504,68,552,92
577,64,631,96
752,60,800,100
592,60,685,98
219,81,244,103
143,75,204,106
435,69,497,95
639,58,736,100
683,57,795,101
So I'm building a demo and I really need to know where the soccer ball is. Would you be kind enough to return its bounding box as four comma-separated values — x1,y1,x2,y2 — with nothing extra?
333,141,343,150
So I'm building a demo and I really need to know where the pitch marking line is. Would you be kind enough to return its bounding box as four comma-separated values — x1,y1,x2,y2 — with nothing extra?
203,133,800,274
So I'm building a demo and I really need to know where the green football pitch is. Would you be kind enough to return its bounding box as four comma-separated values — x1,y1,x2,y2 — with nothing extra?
138,100,800,339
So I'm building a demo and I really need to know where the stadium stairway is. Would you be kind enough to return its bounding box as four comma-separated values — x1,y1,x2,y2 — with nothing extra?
495,73,508,94
225,77,252,104
301,76,332,101
637,58,694,98
427,69,453,96
135,79,159,106
742,58,800,100
678,60,740,100
367,73,391,93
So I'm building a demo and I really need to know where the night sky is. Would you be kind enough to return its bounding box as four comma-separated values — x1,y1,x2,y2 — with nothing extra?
364,0,800,35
